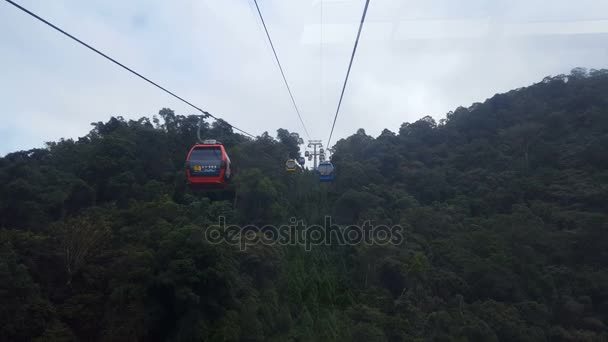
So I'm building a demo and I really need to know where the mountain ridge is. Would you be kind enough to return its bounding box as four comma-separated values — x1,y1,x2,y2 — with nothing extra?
1,68,607,341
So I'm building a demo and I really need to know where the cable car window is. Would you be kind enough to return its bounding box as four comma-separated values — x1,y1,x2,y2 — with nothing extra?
190,147,222,161
318,163,334,174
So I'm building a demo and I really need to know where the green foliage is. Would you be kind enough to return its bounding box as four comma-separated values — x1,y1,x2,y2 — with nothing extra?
1,69,608,340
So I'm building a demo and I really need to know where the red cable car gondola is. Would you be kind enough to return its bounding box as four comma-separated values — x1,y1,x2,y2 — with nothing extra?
185,139,231,188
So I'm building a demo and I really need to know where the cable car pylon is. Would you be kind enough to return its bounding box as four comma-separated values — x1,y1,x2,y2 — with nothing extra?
306,140,324,170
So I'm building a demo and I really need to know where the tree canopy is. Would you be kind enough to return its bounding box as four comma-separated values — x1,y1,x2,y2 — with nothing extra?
1,68,608,341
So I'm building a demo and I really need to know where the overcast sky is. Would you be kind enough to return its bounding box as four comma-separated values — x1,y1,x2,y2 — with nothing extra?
1,0,608,156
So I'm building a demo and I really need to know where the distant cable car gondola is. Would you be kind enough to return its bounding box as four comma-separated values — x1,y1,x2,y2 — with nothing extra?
185,139,231,188
285,159,298,172
318,161,335,182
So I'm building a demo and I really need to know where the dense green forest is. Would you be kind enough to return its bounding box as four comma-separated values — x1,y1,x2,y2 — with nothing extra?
1,68,608,341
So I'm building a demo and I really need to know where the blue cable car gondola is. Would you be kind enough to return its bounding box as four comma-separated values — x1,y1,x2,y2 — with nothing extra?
318,161,335,182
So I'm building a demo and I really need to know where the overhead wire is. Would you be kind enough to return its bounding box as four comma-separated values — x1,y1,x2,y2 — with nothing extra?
4,0,256,138
319,0,324,128
326,0,370,148
251,0,312,140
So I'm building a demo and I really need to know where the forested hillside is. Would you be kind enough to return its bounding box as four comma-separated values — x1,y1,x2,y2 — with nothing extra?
1,68,608,341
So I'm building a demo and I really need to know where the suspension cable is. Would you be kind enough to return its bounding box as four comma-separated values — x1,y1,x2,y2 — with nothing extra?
326,0,370,148
251,0,312,140
4,0,256,138
320,0,324,126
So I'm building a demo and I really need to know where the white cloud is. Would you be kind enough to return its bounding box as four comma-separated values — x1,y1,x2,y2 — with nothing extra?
1,0,608,155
